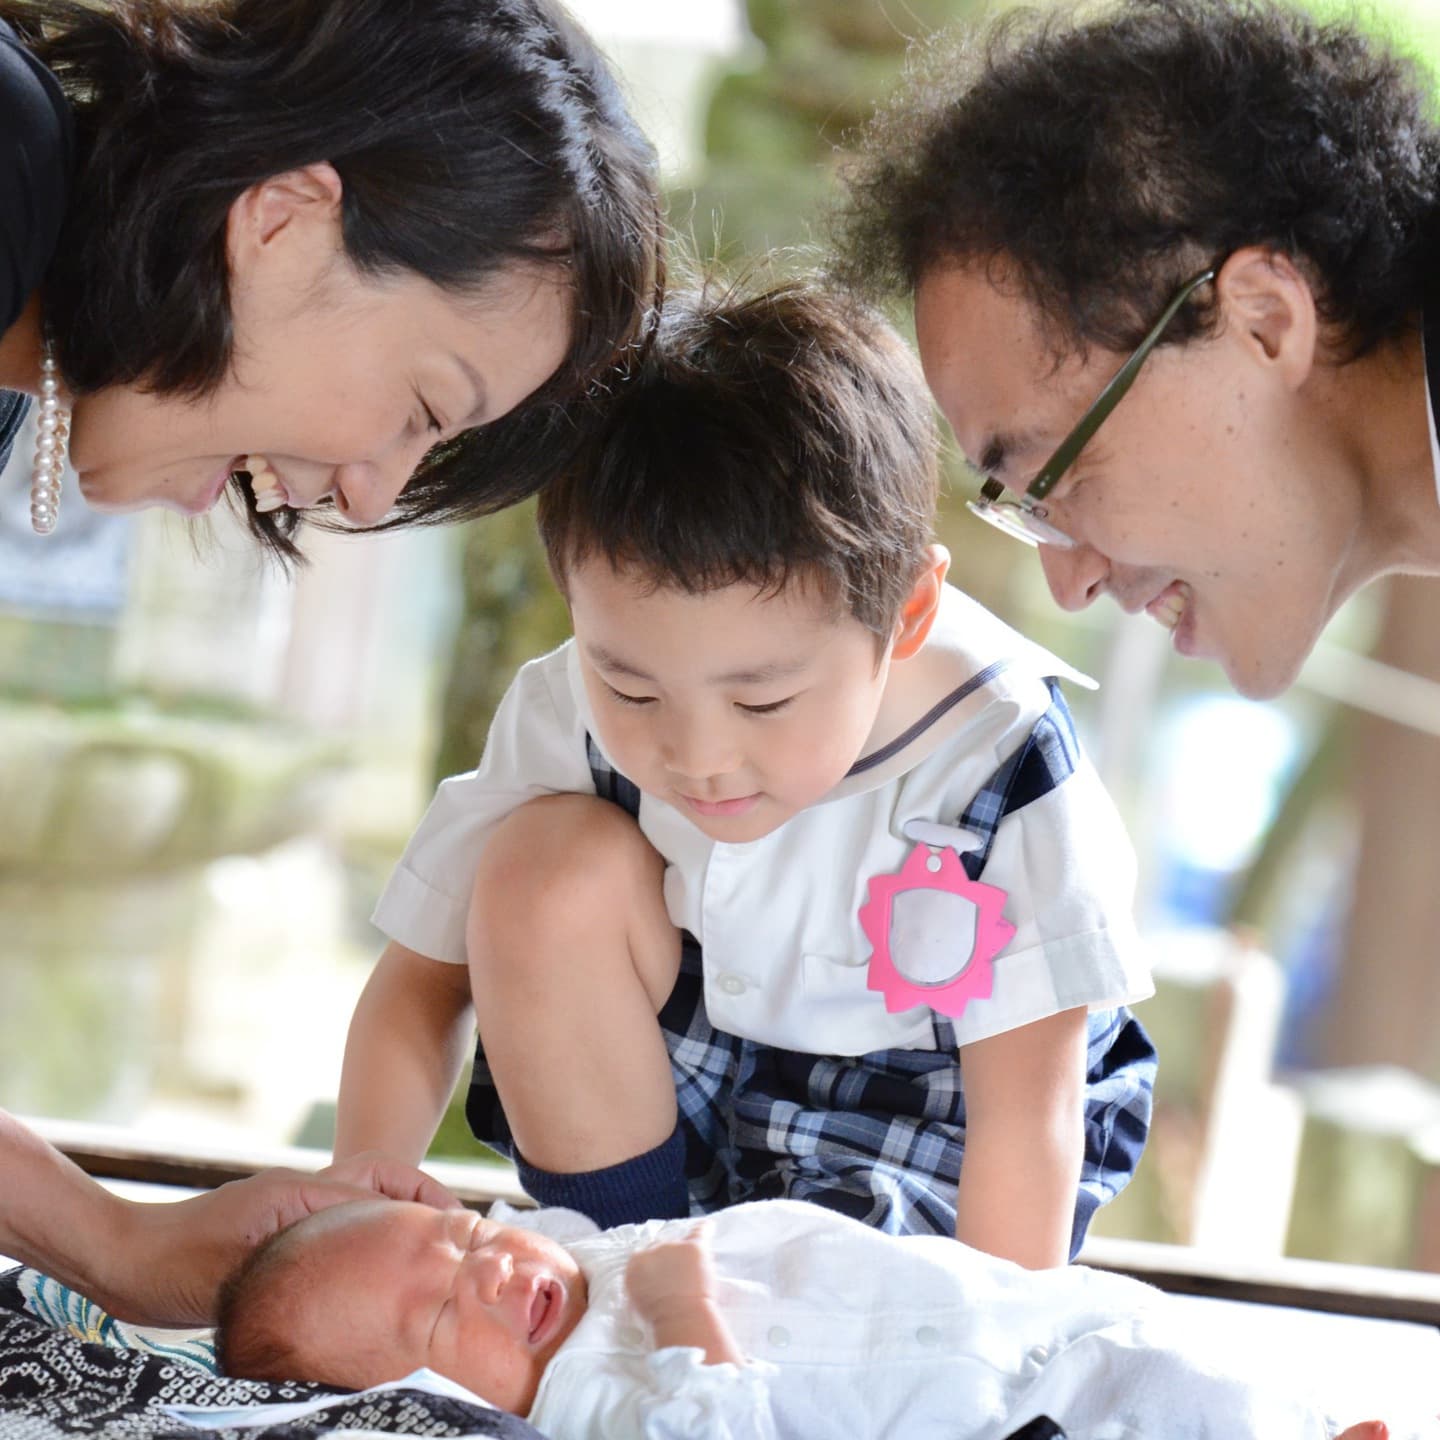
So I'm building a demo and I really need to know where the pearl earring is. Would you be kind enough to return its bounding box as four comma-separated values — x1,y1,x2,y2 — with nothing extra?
30,341,70,537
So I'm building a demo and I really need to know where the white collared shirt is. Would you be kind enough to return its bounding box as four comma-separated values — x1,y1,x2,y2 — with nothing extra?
517,1199,1338,1440
373,585,1152,1056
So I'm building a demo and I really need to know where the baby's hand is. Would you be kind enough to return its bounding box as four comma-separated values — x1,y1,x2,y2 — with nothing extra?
625,1220,721,1327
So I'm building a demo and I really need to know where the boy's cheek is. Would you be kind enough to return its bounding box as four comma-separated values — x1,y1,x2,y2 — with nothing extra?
591,716,657,786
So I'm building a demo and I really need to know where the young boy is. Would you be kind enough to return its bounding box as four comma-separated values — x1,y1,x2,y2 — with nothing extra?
214,1197,1394,1439
334,283,1156,1269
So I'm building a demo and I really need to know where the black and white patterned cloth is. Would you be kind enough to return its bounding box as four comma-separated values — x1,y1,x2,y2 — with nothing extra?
0,1268,548,1440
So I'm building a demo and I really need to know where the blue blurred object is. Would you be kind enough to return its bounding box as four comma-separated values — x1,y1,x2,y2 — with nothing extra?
1146,695,1300,929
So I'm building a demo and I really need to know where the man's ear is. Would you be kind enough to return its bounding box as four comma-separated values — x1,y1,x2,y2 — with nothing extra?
226,162,345,272
1214,247,1318,391
892,545,950,661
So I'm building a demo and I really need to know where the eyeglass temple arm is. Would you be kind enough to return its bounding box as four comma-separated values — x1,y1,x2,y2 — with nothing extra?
1027,268,1217,501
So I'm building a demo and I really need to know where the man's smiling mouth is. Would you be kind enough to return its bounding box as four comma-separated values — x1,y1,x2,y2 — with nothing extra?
1146,580,1192,631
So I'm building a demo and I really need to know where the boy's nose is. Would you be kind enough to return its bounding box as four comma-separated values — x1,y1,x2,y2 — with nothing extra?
662,728,740,781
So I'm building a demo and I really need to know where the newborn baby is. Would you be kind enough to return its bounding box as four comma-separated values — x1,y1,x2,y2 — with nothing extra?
217,1197,1394,1440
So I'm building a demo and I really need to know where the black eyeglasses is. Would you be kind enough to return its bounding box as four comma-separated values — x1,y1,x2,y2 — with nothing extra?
966,266,1219,549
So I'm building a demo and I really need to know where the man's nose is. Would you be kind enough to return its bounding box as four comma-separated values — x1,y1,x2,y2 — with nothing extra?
1038,540,1110,612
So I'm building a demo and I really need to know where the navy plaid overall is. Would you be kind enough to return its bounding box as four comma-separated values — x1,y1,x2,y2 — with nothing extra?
467,679,1156,1258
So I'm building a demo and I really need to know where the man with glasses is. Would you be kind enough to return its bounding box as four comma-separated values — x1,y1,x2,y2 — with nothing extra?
837,0,1440,701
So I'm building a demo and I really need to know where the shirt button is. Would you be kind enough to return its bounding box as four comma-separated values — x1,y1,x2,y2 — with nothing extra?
767,1325,791,1349
915,1324,942,1347
617,1325,644,1347
717,973,747,997
1027,1343,1050,1365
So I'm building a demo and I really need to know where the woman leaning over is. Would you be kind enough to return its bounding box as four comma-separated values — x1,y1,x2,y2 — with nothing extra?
0,0,660,1326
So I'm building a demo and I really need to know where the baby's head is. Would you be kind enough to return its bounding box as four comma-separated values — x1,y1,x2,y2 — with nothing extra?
216,1199,587,1416
538,281,947,842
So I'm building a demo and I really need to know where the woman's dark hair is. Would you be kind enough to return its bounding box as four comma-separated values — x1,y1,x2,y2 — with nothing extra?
4,0,662,558
834,0,1440,361
537,280,938,639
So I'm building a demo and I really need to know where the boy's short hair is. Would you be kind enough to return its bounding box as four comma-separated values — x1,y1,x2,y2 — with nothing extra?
536,281,938,638
835,0,1440,362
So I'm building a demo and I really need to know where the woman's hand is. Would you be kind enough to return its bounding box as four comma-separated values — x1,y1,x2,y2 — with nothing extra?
625,1221,745,1366
102,1151,461,1326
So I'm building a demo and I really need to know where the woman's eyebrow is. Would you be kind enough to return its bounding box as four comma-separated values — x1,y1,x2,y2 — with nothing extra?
452,355,490,428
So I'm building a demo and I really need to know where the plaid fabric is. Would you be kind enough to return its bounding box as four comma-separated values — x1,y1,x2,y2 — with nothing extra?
469,679,1155,1257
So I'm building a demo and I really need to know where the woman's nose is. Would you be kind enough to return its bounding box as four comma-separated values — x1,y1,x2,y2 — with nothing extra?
329,456,413,527
1038,539,1110,611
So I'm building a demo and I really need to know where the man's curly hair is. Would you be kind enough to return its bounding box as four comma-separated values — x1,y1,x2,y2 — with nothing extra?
834,0,1440,361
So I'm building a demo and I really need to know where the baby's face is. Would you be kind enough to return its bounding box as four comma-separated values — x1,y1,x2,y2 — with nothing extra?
284,1200,586,1415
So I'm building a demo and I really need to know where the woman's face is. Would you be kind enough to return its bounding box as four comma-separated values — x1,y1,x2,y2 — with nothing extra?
67,166,573,526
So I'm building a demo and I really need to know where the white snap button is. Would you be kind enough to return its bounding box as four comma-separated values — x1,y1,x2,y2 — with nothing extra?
767,1325,790,1349
1027,1343,1050,1365
618,1325,644,1347
718,974,746,996
915,1324,942,1347
925,852,943,872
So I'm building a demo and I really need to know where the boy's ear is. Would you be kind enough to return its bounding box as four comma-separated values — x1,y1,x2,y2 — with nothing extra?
892,546,950,661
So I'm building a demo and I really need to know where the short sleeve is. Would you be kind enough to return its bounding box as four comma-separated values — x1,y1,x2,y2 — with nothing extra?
371,645,596,963
944,692,1152,1047
0,20,73,335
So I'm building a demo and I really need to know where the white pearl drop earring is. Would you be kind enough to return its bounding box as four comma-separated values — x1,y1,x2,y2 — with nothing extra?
30,341,70,536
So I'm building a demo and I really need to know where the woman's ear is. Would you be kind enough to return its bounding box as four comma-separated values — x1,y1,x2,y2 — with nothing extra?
1214,246,1318,392
892,545,951,661
227,162,345,273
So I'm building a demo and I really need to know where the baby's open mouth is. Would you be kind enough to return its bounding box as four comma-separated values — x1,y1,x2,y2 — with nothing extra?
528,1280,557,1344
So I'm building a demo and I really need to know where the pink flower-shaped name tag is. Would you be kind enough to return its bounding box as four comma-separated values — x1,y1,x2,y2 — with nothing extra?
859,842,1015,1018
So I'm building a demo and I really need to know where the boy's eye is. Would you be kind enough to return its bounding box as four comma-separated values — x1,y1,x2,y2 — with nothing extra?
605,684,655,707
738,697,794,716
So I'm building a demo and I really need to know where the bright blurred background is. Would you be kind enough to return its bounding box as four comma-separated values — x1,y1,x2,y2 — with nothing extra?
6,0,1440,1273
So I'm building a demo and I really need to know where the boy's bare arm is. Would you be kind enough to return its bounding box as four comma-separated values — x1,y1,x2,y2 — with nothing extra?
954,1005,1088,1269
334,941,475,1165
626,1223,747,1366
